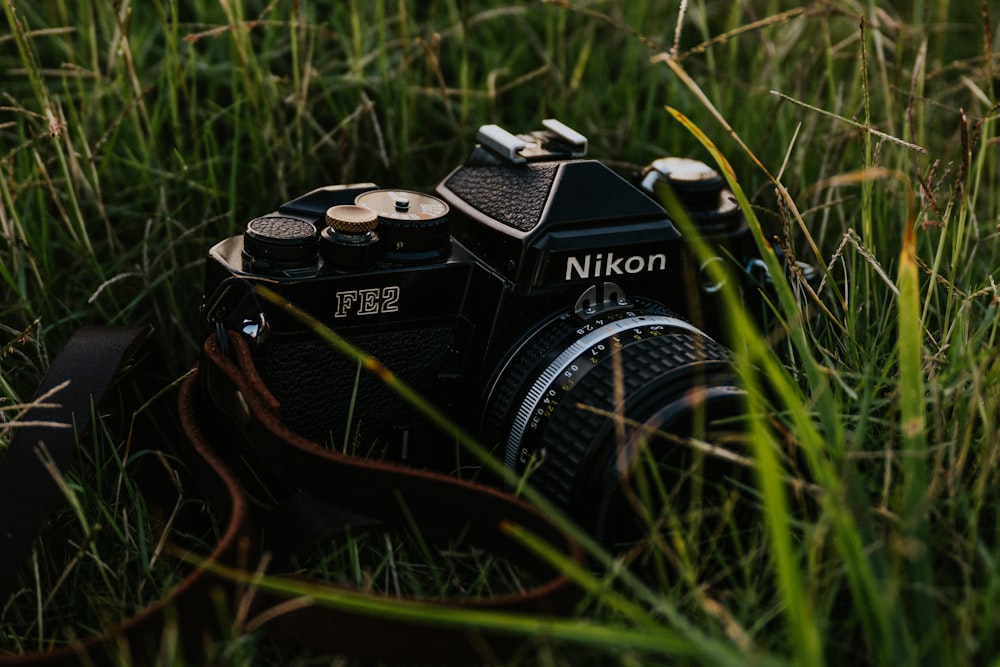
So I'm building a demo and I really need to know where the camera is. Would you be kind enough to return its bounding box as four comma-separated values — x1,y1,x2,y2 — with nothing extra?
202,120,767,544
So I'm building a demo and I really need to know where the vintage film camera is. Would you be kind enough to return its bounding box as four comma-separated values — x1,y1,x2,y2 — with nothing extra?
203,120,776,543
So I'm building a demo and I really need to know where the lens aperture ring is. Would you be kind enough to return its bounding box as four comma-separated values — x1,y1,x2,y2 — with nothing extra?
503,317,732,509
484,301,674,442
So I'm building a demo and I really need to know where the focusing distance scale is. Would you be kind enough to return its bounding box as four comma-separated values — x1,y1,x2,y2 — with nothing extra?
483,299,742,541
504,313,709,468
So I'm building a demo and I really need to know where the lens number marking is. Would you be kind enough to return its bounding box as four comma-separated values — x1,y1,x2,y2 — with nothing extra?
505,314,707,471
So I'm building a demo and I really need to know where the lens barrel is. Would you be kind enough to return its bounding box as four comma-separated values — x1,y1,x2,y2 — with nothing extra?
484,300,745,545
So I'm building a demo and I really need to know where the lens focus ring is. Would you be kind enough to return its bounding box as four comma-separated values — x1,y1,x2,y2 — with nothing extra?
521,328,731,507
483,302,738,535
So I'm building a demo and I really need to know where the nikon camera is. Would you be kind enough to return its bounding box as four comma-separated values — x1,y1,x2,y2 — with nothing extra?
202,120,760,544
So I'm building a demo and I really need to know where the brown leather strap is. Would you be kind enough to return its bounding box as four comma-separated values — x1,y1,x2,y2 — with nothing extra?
1,328,583,665
194,331,583,663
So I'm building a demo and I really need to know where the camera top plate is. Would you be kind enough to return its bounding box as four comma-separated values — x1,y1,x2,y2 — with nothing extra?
437,120,680,294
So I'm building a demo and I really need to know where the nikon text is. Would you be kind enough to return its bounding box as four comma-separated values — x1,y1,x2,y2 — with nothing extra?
564,252,668,281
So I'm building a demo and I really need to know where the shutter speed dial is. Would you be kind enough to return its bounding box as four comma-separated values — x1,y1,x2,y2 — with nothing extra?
354,189,451,262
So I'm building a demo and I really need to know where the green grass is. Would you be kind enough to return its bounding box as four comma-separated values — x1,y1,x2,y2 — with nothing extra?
3,0,1000,664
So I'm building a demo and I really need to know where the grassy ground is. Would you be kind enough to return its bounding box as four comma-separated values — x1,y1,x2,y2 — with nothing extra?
3,0,1000,664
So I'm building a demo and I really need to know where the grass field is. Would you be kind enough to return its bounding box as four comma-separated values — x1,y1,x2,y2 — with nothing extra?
3,0,1000,664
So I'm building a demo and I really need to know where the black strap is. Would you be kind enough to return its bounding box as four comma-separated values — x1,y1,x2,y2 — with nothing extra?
0,328,255,666
0,326,150,603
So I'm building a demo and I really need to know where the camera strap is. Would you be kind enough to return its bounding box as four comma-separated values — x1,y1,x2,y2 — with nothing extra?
0,326,153,605
0,327,583,665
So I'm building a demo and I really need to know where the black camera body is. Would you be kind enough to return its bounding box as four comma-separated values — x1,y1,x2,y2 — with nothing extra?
203,120,749,542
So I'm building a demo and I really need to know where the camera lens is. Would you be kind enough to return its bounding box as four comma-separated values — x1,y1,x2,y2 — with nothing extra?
483,300,745,545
